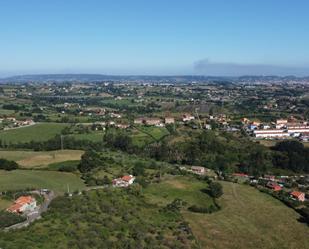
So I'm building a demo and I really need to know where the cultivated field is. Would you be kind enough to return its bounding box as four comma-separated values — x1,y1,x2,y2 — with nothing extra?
0,123,68,144
184,181,309,249
0,170,86,194
0,150,83,168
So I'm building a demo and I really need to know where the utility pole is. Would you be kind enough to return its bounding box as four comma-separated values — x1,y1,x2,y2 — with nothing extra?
195,108,202,129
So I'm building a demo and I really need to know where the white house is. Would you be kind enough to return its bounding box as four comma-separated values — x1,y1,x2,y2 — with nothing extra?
112,175,135,187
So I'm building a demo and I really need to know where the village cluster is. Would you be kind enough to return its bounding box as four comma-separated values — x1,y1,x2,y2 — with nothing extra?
0,117,35,131
181,165,307,203
232,173,307,202
243,116,309,141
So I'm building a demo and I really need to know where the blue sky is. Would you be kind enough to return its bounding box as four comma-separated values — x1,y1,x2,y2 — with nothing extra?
1,0,309,76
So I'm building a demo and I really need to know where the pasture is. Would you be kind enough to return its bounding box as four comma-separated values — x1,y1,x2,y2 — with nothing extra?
0,150,83,168
0,170,86,194
144,175,214,207
184,181,309,249
0,123,68,144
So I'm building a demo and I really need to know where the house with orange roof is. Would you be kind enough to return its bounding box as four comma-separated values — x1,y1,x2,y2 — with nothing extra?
266,182,282,191
290,191,305,202
7,196,36,213
112,175,135,187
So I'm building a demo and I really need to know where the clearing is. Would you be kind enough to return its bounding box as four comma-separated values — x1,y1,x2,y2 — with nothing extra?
144,175,214,207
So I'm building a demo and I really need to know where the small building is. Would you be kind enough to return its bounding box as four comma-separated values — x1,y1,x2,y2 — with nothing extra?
290,191,305,202
134,118,144,125
241,118,250,124
116,124,129,129
204,124,211,130
182,114,195,122
7,196,37,213
144,118,162,126
266,182,282,191
165,117,175,124
112,175,135,187
191,166,205,175
276,119,288,129
232,173,249,178
248,124,258,130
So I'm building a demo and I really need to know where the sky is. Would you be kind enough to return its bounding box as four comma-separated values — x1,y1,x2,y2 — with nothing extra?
1,0,309,76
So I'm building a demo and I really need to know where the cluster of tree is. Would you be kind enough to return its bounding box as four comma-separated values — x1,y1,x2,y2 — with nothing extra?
2,135,102,151
2,104,25,111
272,140,309,173
104,130,134,152
0,159,19,171
208,182,223,198
145,131,273,176
188,203,220,213
78,150,106,173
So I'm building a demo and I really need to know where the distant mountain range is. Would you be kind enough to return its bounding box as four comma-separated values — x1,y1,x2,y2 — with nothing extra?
0,74,308,83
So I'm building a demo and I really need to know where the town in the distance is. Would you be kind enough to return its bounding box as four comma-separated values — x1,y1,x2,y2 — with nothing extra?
0,74,308,248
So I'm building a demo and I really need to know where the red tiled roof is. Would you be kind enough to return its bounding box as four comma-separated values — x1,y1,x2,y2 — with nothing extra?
7,203,23,212
122,175,133,182
233,173,248,177
15,196,34,205
290,191,304,198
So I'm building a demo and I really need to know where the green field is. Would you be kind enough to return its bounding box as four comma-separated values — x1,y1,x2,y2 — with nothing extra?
131,129,154,147
0,123,68,144
0,170,85,194
68,132,104,142
144,175,214,207
184,181,309,249
131,126,170,147
0,150,83,168
138,126,170,140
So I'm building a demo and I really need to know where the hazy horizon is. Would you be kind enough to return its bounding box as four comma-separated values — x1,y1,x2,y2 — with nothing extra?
1,0,309,76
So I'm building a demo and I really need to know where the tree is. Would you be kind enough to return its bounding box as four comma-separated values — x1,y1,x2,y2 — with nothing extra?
132,162,145,176
0,159,19,171
209,182,223,198
78,150,104,173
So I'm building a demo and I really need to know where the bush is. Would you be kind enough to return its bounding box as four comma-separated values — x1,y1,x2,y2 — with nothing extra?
0,211,26,228
188,203,220,213
0,158,19,171
209,182,223,198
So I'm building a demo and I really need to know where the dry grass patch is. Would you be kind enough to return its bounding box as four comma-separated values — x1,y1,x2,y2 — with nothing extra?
0,150,83,168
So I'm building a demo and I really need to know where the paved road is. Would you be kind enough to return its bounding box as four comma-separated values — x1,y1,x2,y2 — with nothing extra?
4,191,55,231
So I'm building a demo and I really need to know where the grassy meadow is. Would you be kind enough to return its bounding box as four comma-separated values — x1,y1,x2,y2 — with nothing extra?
68,132,104,142
0,150,83,168
0,170,86,194
184,181,309,249
0,123,68,144
144,175,214,207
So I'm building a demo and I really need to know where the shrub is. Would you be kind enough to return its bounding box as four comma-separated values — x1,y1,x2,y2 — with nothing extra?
0,211,26,228
0,158,19,171
209,182,223,198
